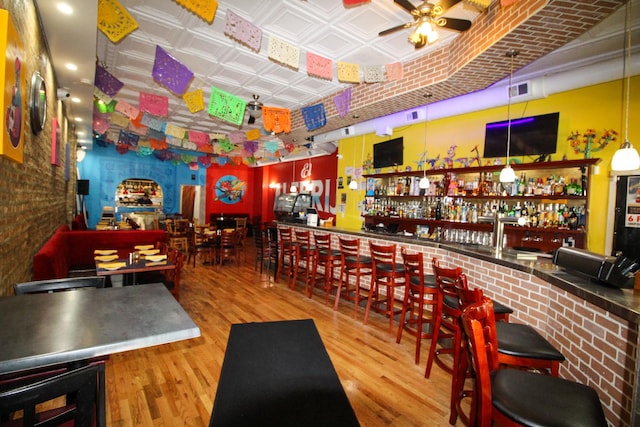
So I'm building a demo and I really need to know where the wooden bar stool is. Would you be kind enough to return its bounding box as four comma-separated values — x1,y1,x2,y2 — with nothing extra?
396,249,438,365
451,283,565,425
311,233,342,304
292,230,316,293
461,298,607,427
334,237,372,317
366,242,406,336
276,227,296,286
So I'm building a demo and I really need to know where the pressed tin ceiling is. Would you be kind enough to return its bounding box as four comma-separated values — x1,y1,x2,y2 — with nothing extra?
37,0,638,158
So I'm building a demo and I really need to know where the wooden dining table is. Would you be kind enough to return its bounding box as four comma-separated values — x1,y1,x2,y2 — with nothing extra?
96,257,175,285
0,283,201,426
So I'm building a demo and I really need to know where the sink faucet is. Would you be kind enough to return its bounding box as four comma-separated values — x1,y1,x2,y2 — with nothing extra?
478,213,525,257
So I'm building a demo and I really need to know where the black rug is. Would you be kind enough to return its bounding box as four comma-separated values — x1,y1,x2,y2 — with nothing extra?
209,319,360,427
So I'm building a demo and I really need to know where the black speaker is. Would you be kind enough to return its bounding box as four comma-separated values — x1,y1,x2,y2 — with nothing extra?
77,179,90,195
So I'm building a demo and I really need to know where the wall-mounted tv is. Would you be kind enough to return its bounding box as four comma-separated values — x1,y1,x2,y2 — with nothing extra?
483,112,559,158
373,137,403,169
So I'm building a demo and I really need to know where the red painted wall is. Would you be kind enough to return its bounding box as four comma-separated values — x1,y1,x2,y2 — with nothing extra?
205,154,337,225
259,154,338,223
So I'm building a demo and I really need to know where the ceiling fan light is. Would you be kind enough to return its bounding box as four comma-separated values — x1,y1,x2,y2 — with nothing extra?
408,30,422,45
499,164,516,183
611,140,640,171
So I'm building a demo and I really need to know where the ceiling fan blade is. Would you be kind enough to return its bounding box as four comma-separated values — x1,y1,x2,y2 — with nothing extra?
379,21,415,36
394,0,418,14
436,17,472,31
247,115,256,125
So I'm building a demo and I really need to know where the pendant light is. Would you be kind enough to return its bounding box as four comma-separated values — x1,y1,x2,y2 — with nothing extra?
612,1,640,171
349,137,359,190
499,50,519,183
419,93,433,189
289,160,297,193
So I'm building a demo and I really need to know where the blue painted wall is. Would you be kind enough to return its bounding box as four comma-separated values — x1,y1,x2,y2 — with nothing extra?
77,145,207,229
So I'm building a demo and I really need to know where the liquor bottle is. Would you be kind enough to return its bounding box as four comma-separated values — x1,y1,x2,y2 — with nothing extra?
435,199,443,220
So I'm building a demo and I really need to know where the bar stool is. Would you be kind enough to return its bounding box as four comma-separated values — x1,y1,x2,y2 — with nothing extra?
311,233,342,304
461,298,607,427
276,227,296,286
366,242,406,336
334,237,372,318
292,230,316,293
396,249,438,365
450,280,565,425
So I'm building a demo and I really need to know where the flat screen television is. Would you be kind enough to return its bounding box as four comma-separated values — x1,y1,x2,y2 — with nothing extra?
373,137,403,169
483,112,559,158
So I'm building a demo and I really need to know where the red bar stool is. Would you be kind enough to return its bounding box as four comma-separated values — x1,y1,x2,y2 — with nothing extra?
366,242,406,336
396,249,438,365
333,237,372,318
310,233,342,304
292,229,316,293
461,298,607,427
275,227,296,286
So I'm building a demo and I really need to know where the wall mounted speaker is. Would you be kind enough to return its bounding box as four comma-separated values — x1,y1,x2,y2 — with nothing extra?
77,179,90,195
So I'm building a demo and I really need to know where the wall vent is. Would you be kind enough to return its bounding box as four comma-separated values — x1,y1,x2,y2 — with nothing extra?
509,81,530,98
406,110,419,122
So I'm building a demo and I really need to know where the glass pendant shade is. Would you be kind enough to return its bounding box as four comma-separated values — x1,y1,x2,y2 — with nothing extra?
348,179,358,190
289,184,297,193
499,164,516,183
612,141,640,171
419,175,430,189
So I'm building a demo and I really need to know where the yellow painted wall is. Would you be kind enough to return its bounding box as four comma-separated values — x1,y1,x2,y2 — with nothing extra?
337,76,639,255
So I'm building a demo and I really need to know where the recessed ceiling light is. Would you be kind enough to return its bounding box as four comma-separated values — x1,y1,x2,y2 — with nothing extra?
75,117,83,122
57,3,73,14
77,131,86,136
71,97,81,103
65,63,77,71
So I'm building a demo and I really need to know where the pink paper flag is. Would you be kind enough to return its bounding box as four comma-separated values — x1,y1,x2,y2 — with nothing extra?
188,130,210,146
139,92,169,117
306,52,333,80
228,131,245,144
224,9,262,52
385,62,404,81
115,100,139,119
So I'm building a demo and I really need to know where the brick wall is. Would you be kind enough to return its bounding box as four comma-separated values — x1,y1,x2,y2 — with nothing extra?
0,0,76,295
284,224,636,426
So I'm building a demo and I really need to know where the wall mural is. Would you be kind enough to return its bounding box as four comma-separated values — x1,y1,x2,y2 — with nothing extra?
214,175,245,204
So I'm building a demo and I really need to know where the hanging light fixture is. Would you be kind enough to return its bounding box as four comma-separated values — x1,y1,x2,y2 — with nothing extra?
419,93,433,190
289,160,298,193
349,137,359,190
499,49,519,183
612,1,640,172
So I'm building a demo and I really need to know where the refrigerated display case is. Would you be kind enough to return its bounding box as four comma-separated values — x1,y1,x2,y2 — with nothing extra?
274,193,312,222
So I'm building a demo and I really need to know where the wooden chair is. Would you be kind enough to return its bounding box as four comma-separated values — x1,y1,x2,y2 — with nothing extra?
14,276,105,295
366,242,406,335
218,229,238,267
276,227,296,285
162,247,184,300
461,298,607,427
292,230,316,294
0,363,103,427
166,219,189,253
310,233,342,304
334,237,372,317
186,226,213,267
396,249,438,365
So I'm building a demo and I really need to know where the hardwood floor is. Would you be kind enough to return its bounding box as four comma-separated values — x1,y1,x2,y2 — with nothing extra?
104,241,465,426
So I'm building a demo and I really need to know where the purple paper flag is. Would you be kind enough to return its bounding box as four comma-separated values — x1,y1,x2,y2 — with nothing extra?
152,45,194,95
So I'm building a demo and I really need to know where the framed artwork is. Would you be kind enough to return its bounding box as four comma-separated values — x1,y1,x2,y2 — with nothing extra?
1,10,26,163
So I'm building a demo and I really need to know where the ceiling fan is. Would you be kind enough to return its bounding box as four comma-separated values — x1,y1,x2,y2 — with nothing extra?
246,94,263,124
379,0,472,49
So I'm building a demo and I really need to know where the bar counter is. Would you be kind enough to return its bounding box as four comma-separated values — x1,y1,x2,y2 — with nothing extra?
278,222,639,427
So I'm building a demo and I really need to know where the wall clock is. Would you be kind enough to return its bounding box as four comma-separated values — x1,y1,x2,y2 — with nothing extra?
29,71,47,135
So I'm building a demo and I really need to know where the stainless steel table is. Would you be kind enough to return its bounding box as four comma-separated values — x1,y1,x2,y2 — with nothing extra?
0,283,201,425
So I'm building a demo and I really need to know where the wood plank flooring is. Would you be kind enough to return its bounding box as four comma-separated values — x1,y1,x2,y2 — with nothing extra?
104,242,465,426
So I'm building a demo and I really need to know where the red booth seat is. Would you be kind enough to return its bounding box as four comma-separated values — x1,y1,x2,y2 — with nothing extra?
33,225,167,280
